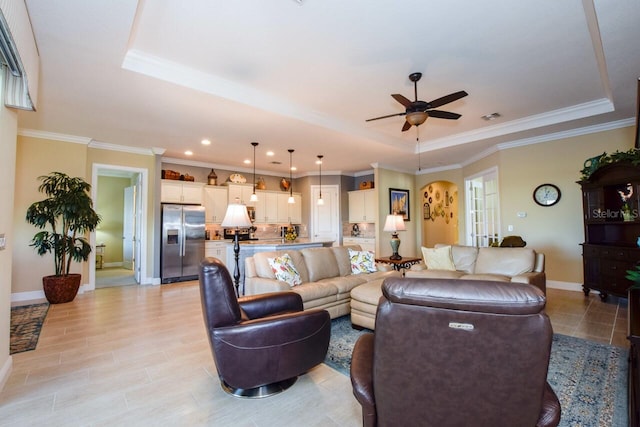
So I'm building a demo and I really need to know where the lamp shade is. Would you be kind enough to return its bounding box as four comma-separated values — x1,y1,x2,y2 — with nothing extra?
383,214,405,232
221,204,253,228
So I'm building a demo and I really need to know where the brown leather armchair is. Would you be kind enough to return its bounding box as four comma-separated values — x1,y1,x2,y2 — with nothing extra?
350,277,561,427
199,257,331,398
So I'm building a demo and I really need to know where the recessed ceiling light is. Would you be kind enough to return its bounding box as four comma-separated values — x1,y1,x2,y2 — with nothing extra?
291,166,297,171
266,151,274,156
243,159,251,164
185,150,193,156
481,112,501,121
201,139,211,145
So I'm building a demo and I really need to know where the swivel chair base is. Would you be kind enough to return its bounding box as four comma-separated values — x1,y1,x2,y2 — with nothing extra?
221,377,298,398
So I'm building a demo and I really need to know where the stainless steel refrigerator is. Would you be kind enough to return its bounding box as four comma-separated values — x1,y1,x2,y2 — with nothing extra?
161,204,205,284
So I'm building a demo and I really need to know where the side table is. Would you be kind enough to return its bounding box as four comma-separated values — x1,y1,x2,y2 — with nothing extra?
375,256,422,274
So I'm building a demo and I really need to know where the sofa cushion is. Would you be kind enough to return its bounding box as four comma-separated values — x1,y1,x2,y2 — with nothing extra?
421,246,455,271
267,253,302,286
253,250,310,283
332,245,362,277
435,244,478,274
475,247,535,276
348,248,378,274
301,247,340,282
460,273,511,282
405,270,465,279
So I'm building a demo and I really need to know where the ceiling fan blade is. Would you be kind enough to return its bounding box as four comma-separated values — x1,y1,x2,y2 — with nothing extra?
365,112,407,122
391,94,412,107
428,90,468,108
427,110,462,120
401,121,412,132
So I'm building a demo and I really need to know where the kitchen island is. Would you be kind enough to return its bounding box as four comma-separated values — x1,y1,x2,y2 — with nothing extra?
224,239,335,295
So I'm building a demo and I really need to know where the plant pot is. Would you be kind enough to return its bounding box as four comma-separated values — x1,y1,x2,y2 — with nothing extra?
42,274,81,304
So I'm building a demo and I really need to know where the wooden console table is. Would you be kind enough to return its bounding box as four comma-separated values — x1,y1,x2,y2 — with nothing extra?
375,256,422,273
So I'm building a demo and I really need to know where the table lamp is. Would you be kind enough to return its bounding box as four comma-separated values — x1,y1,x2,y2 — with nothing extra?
383,214,406,260
221,203,253,296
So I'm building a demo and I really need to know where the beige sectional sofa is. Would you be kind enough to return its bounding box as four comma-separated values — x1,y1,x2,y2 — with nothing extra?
244,245,401,319
406,244,546,291
350,244,546,329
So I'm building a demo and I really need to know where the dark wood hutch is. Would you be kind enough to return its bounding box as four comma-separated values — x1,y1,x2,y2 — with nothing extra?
579,161,640,300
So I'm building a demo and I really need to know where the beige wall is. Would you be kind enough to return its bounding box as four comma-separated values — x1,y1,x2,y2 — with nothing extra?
375,168,417,257
13,137,88,294
0,70,18,384
96,176,131,264
420,180,459,247
415,126,635,285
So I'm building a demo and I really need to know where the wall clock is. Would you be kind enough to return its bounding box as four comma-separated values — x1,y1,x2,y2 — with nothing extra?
533,183,561,207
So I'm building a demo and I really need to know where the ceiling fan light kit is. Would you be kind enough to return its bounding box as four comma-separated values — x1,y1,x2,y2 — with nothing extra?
366,72,468,132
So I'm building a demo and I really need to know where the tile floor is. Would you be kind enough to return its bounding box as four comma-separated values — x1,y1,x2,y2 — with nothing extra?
0,284,630,426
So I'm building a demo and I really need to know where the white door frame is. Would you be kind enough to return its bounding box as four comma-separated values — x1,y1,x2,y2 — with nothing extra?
89,164,149,290
464,167,500,247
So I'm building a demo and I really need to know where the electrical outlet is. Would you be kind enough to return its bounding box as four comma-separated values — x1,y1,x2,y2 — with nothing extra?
507,225,514,232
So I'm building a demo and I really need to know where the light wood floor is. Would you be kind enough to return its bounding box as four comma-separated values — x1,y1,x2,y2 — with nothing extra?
0,284,629,426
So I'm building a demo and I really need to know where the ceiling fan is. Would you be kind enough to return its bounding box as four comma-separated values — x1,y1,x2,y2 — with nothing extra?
366,72,468,132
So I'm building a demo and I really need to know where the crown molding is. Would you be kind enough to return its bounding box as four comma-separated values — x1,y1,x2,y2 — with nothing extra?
88,140,155,156
18,128,91,144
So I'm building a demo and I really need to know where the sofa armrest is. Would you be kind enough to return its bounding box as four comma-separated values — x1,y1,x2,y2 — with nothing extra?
511,271,546,294
244,277,292,295
239,292,303,318
351,333,377,427
375,263,394,272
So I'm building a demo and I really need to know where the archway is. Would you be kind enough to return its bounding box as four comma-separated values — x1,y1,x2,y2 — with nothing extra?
420,181,459,247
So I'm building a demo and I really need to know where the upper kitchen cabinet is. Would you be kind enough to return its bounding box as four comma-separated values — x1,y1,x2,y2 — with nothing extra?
203,186,228,223
254,192,279,224
161,180,204,204
227,183,256,206
349,189,377,223
277,193,301,224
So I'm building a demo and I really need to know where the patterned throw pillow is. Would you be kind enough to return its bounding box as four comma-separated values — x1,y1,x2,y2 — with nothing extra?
348,248,378,275
422,245,456,271
268,253,302,286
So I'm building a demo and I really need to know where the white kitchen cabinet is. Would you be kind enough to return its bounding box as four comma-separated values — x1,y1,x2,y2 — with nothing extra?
254,192,278,224
205,241,228,266
348,189,377,223
227,184,256,206
288,194,302,224
203,186,228,223
343,237,376,254
161,180,204,204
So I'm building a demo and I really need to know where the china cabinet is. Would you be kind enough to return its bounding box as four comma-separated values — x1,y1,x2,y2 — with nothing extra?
579,162,640,300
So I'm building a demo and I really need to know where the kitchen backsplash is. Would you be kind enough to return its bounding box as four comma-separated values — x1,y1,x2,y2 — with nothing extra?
343,222,375,238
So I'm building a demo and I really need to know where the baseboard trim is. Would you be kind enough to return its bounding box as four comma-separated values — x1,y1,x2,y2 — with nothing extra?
11,289,45,303
547,280,593,293
103,262,123,268
0,356,13,392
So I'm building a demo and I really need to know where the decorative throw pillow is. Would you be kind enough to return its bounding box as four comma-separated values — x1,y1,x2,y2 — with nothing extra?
422,246,456,271
268,253,302,286
348,248,378,274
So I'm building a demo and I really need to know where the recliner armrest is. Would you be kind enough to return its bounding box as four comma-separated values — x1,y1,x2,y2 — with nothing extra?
350,333,377,427
239,291,303,319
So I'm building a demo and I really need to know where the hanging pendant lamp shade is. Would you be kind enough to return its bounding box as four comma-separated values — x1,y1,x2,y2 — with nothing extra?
317,155,324,205
288,149,295,204
250,142,258,202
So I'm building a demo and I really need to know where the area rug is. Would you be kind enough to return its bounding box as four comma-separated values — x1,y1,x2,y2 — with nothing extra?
325,316,629,427
10,303,49,354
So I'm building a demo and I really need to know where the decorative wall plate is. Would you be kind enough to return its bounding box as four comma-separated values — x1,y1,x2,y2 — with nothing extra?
229,173,246,184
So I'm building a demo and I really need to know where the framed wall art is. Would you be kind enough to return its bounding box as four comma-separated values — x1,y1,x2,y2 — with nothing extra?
389,188,410,221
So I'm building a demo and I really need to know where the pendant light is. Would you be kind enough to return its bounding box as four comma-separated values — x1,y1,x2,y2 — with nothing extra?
250,142,258,202
317,155,324,205
288,149,295,204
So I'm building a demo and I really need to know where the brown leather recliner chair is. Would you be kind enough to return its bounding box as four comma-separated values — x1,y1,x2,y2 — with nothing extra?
350,277,561,427
199,257,331,398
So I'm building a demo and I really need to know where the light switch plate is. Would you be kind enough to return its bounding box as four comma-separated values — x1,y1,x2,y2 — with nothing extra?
0,233,5,250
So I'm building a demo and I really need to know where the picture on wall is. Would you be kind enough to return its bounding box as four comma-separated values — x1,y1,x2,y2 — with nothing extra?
390,188,410,221
423,202,430,220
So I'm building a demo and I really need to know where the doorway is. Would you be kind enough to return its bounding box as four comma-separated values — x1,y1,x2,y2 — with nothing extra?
90,164,148,290
421,181,459,247
464,167,500,247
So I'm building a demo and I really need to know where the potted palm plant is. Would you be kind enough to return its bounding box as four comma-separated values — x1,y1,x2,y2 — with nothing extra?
26,172,101,303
